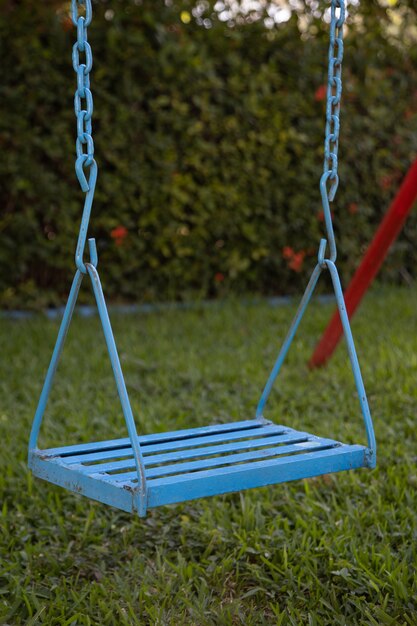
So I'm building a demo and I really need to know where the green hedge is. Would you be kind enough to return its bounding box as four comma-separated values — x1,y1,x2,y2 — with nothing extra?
1,0,417,308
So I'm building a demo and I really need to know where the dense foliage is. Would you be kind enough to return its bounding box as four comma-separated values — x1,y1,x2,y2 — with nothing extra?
1,0,417,308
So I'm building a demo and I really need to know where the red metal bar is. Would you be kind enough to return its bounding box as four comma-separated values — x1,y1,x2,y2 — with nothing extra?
309,156,417,368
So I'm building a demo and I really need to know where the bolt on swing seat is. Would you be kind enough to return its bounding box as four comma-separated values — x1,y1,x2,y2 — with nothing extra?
29,0,376,518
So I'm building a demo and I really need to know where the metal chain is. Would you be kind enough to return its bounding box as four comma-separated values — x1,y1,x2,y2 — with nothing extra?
319,0,345,265
71,0,97,274
72,0,94,174
69,0,344,273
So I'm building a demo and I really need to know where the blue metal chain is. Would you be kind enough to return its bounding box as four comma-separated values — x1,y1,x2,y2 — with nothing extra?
71,0,98,274
318,0,345,265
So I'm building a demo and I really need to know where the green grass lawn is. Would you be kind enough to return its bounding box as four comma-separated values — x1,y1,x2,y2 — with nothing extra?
1,286,416,625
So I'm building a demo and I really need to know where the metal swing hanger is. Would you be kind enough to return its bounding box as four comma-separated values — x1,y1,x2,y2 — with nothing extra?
28,0,376,518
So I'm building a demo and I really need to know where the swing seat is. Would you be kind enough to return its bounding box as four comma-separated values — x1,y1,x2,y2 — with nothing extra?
29,0,376,519
29,418,369,515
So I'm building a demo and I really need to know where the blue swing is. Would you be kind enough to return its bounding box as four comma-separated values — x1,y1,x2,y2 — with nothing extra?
29,0,376,518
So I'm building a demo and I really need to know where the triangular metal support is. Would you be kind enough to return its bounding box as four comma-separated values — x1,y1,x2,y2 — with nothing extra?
28,243,148,516
256,259,376,468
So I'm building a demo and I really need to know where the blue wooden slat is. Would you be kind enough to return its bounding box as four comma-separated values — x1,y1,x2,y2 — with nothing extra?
42,419,271,458
112,439,338,481
71,427,301,474
57,445,136,464
139,430,312,468
63,424,288,466
29,454,136,514
147,445,367,508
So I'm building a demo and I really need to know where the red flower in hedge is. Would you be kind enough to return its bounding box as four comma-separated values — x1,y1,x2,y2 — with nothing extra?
379,174,396,191
288,251,306,273
282,247,306,272
214,272,225,283
282,246,294,260
315,85,327,102
111,225,128,246
349,202,359,215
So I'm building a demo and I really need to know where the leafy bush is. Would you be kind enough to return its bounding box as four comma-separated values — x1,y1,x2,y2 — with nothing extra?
1,0,417,308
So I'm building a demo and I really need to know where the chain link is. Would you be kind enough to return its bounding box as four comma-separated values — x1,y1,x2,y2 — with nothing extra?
319,0,345,265
72,0,92,28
